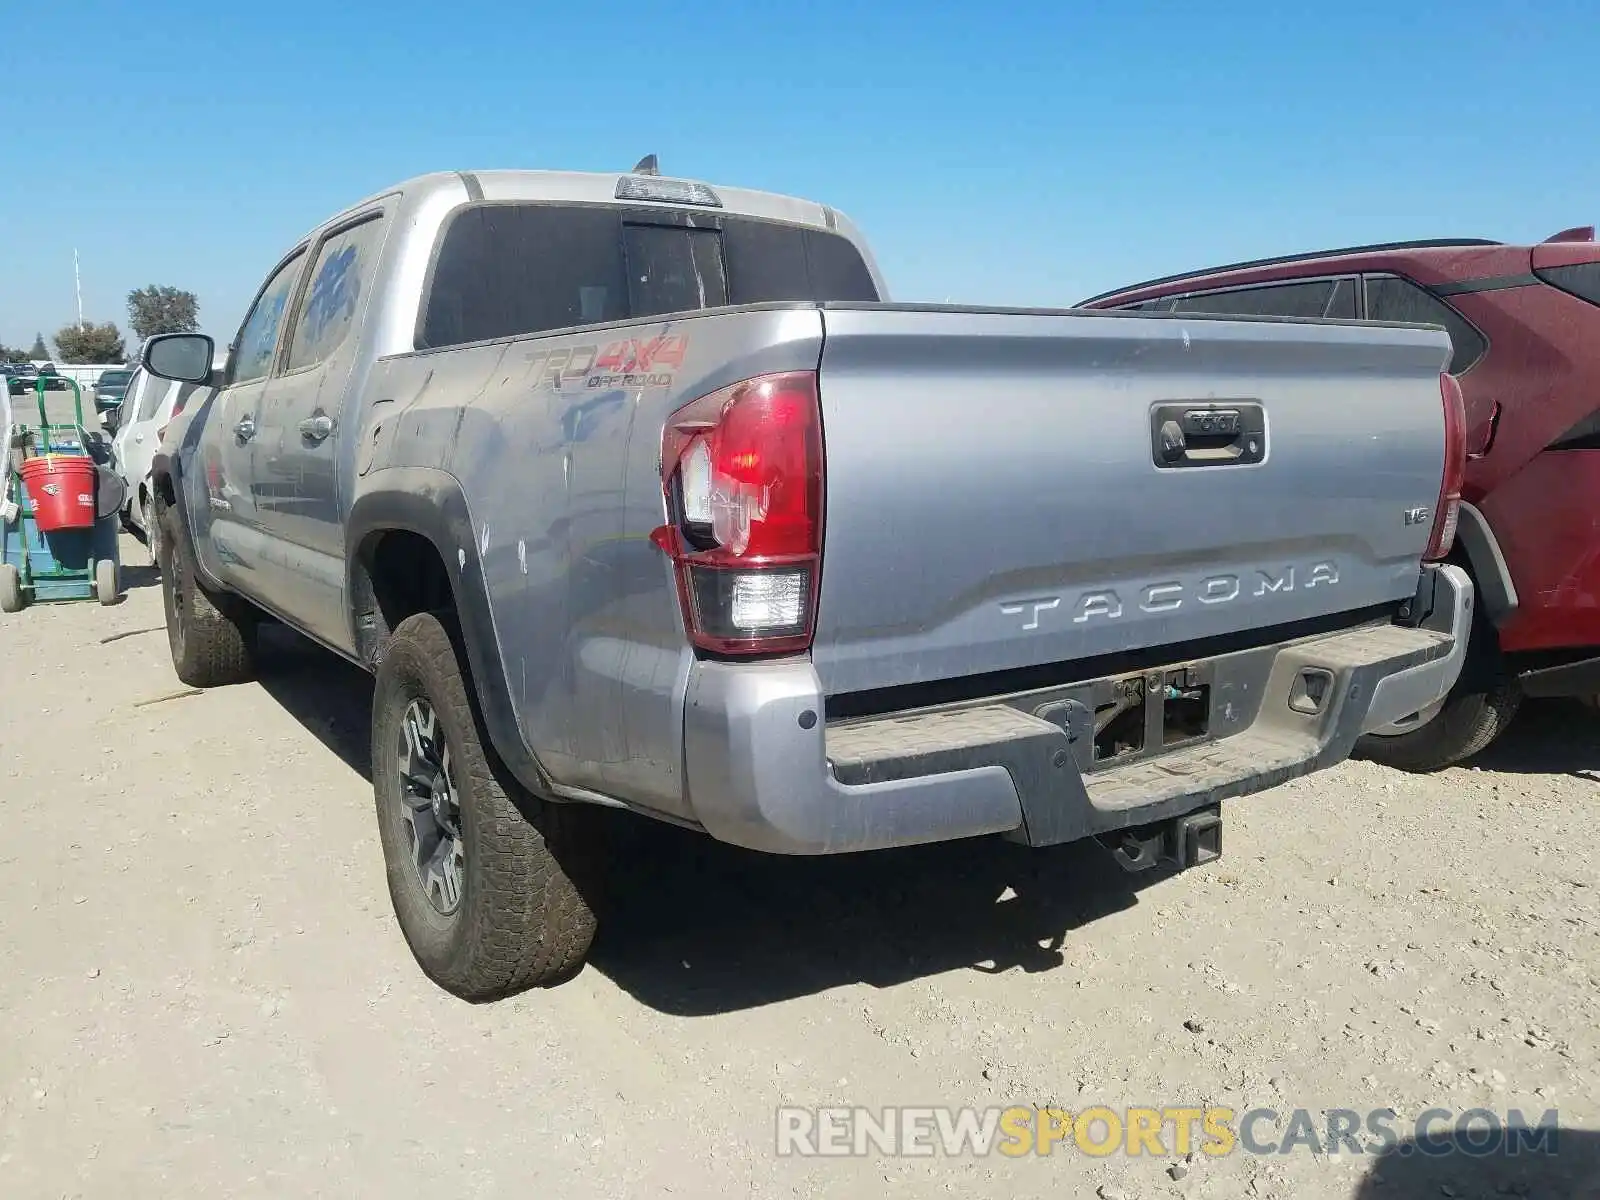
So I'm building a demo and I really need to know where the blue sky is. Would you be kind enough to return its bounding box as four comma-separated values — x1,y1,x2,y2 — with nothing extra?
2,0,1595,353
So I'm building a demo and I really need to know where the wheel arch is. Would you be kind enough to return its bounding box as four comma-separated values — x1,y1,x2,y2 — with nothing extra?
148,449,227,596
150,455,179,509
347,468,553,798
1452,501,1519,628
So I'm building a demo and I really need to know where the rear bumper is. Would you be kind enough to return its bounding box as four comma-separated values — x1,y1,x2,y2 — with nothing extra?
1364,562,1475,732
683,564,1473,855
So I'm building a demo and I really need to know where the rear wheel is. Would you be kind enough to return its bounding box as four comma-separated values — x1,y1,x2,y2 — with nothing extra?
372,611,604,1001
159,505,256,686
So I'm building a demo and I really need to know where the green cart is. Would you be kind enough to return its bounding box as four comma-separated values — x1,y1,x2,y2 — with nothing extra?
1,378,124,612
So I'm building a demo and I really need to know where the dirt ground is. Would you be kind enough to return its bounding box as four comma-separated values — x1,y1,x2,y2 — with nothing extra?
1,539,1597,1198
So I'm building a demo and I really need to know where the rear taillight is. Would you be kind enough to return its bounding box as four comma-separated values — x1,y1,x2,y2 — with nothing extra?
1426,372,1467,561
652,370,823,655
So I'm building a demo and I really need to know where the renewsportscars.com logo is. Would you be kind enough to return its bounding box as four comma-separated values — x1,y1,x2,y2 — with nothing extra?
776,1105,1561,1159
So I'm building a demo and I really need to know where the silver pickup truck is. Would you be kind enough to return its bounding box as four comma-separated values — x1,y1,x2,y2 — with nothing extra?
139,164,1473,1001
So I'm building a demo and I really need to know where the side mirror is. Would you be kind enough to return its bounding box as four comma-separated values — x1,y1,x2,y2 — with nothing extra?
143,332,216,385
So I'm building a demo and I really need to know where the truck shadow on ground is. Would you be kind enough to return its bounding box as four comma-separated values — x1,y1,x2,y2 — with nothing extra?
253,624,376,775
251,624,1171,1015
1350,1126,1598,1198
1469,697,1600,778
591,816,1159,1015
120,563,161,592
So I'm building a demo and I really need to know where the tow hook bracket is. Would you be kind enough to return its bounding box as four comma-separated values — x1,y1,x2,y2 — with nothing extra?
1102,805,1223,873
1108,828,1164,872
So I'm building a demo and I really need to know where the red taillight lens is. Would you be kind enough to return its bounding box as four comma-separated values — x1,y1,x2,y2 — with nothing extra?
652,370,823,655
1425,372,1467,561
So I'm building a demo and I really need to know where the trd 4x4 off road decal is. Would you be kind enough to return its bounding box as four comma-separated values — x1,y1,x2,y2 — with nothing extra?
521,335,690,393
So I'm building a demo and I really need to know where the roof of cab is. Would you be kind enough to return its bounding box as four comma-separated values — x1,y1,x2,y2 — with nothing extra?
315,168,851,242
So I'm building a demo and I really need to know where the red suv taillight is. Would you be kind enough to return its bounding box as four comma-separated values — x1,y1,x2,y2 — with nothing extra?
1425,371,1467,561
652,370,824,655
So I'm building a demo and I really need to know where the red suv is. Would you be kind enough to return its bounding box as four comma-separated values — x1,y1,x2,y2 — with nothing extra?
1080,229,1600,771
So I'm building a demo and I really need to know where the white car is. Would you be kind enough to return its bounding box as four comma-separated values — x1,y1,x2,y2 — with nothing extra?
111,365,209,562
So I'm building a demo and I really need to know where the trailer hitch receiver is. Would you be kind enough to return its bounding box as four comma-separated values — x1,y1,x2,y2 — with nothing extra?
1102,805,1223,873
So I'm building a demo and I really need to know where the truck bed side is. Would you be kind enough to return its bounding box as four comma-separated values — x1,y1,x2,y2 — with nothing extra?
358,305,827,820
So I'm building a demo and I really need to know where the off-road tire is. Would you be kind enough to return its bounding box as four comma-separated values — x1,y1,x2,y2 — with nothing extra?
158,504,256,687
373,611,604,1002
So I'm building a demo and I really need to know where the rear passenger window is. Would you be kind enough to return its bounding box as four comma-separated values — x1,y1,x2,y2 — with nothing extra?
418,202,880,350
1364,275,1487,374
1171,280,1336,318
286,214,387,372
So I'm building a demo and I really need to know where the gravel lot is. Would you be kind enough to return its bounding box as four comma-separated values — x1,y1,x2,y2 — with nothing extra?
1,544,1597,1198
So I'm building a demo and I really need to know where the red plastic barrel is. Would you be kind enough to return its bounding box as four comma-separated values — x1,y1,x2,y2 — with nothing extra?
20,456,97,532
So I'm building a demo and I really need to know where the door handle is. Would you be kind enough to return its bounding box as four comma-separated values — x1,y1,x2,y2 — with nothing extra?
234,415,256,442
1151,402,1266,469
299,413,334,442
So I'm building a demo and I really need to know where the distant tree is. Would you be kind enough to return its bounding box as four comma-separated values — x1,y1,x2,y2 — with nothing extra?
28,333,48,360
127,285,200,341
0,344,29,363
53,322,126,364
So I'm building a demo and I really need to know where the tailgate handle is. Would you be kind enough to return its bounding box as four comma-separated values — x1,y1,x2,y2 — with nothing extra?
1151,401,1265,469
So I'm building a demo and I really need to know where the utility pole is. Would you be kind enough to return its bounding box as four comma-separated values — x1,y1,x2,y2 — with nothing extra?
74,248,84,327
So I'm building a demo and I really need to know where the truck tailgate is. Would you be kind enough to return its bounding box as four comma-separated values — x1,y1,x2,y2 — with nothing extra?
811,305,1452,697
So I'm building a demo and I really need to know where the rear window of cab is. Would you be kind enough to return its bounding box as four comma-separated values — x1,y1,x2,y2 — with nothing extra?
417,202,879,351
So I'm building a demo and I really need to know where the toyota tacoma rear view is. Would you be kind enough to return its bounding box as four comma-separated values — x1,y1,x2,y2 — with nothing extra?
137,164,1473,1000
